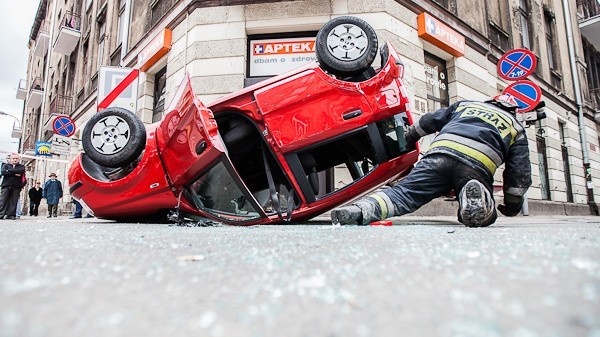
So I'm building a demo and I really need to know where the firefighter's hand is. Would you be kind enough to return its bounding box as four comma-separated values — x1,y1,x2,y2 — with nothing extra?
405,125,420,149
498,202,522,217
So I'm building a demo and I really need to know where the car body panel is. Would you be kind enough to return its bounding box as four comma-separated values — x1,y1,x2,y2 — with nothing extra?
68,129,177,218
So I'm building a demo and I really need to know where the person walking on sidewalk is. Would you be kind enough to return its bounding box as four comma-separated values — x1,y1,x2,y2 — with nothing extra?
0,153,26,220
331,95,533,227
43,173,63,217
28,182,43,216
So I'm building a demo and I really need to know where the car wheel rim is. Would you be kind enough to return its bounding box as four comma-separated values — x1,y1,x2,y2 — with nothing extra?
326,23,369,61
90,115,131,155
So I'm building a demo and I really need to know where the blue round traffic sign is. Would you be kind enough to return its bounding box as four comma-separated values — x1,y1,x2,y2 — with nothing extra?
497,48,537,81
502,80,542,113
52,115,76,137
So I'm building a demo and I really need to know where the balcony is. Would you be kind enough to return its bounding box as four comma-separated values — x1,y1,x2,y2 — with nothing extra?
578,0,600,50
27,77,44,109
16,79,27,100
44,94,73,132
49,94,73,115
34,22,50,57
53,11,82,55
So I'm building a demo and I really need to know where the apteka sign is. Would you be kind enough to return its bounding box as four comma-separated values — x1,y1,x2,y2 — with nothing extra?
249,37,317,77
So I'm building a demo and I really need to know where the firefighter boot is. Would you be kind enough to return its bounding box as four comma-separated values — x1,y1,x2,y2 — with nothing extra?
458,179,495,227
330,205,363,225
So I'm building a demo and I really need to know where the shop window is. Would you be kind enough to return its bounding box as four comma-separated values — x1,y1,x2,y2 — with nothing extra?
152,67,167,123
424,52,449,112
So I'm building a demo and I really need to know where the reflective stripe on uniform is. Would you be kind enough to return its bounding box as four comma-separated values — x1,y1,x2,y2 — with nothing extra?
433,133,503,169
414,121,428,137
430,140,498,173
371,194,389,220
505,187,528,196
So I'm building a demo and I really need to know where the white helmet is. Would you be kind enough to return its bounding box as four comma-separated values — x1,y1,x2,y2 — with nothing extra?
487,94,519,112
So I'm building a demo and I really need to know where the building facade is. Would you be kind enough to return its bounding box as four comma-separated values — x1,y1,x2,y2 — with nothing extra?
16,0,600,215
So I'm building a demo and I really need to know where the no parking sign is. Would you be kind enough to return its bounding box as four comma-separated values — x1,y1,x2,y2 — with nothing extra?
52,115,76,137
502,80,542,113
497,48,537,81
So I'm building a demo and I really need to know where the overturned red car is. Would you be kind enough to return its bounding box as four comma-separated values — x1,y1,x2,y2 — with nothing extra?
68,16,419,225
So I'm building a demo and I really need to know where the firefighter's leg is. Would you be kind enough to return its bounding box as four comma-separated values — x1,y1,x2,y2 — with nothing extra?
453,164,497,227
331,154,454,225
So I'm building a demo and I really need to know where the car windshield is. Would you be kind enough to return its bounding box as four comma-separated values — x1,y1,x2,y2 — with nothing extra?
187,160,262,221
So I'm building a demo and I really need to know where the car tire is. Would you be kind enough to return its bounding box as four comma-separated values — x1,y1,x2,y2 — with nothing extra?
82,107,146,168
316,16,378,77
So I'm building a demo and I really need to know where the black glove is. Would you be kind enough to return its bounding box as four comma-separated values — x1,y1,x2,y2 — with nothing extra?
497,202,522,217
405,125,421,150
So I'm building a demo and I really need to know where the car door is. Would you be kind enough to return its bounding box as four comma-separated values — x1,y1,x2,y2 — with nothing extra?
155,76,226,188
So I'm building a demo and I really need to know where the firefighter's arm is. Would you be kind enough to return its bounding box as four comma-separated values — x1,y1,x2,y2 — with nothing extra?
405,101,462,145
499,135,532,216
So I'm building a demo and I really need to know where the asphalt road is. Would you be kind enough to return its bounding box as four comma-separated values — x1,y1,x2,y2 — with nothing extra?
1,215,599,337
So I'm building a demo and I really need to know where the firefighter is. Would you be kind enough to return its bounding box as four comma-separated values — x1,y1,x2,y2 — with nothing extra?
331,95,533,227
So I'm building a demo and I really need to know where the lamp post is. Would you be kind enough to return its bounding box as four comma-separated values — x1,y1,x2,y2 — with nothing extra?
0,111,22,151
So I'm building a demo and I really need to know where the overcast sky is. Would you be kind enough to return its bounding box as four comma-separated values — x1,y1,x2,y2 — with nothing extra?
0,0,39,154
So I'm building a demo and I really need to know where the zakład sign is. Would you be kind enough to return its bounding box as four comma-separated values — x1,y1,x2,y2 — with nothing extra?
417,12,465,57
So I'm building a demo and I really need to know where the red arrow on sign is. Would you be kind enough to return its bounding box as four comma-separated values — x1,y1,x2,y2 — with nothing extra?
97,69,139,111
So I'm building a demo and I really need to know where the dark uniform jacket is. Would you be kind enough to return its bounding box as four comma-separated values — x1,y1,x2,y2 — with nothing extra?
1,163,26,189
412,100,532,201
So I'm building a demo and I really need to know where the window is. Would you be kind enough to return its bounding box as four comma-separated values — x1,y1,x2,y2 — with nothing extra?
152,67,167,123
117,0,127,47
559,122,573,202
487,0,511,50
150,0,177,29
97,21,105,69
424,52,449,112
535,121,551,200
544,13,555,70
187,161,262,221
518,0,531,50
584,40,600,110
433,0,457,14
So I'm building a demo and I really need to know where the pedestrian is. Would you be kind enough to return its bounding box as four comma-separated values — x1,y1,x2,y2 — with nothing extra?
71,199,83,218
0,153,26,220
43,173,63,218
331,95,533,227
28,181,43,216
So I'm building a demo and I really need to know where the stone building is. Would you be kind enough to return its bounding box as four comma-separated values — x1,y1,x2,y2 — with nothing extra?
15,0,600,215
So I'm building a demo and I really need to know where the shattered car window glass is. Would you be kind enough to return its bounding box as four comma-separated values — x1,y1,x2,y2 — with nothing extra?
378,113,410,158
188,161,261,221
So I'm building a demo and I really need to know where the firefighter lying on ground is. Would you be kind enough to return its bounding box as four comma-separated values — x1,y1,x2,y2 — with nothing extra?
331,95,535,227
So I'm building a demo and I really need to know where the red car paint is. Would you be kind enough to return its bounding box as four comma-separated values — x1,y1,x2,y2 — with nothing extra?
68,42,419,225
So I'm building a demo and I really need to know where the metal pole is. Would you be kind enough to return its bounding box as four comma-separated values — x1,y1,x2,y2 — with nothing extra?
562,0,598,215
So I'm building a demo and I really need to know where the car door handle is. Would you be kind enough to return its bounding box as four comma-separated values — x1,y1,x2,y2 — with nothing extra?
343,109,362,120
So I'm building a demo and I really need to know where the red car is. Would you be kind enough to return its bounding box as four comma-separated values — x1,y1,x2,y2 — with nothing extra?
68,16,419,225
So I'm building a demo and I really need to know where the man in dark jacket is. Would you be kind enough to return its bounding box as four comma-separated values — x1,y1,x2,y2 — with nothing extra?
28,181,43,216
43,173,63,217
331,95,533,227
0,153,26,220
